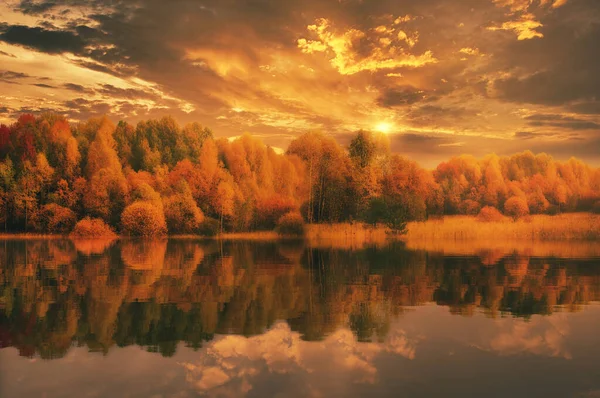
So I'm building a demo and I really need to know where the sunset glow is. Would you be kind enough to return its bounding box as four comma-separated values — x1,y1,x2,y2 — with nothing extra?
0,0,598,167
375,122,394,134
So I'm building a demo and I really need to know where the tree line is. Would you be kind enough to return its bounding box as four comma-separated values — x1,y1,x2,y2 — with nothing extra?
0,113,599,235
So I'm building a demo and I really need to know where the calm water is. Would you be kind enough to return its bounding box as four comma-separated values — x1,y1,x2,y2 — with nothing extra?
1,239,600,398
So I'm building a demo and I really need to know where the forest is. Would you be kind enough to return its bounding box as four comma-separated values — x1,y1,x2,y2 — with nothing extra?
0,113,599,236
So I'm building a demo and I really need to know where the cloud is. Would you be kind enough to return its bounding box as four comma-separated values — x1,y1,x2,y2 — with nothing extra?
525,114,600,130
377,86,426,107
0,70,30,81
297,18,437,75
0,24,86,53
63,82,94,94
487,14,544,40
32,82,55,88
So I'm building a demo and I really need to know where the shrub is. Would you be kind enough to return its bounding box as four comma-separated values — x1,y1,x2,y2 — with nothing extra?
121,201,167,237
527,191,550,214
546,204,560,215
39,203,76,233
504,196,530,220
163,194,204,234
592,201,600,214
363,196,408,233
255,195,297,230
276,212,305,236
198,217,220,236
459,199,481,216
70,217,117,238
477,206,505,222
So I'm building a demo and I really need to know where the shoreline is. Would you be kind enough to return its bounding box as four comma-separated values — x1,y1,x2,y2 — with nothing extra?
0,213,598,242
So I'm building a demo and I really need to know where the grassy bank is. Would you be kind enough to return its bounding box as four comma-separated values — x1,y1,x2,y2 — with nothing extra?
1,213,598,244
405,213,600,241
304,213,600,250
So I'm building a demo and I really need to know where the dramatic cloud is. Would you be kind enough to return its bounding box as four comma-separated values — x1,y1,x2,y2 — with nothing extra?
0,0,598,165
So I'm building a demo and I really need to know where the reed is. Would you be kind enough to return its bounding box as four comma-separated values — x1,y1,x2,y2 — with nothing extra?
304,213,600,249
405,213,600,241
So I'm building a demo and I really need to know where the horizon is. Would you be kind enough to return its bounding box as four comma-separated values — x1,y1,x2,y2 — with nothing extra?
1,0,599,167
3,112,600,171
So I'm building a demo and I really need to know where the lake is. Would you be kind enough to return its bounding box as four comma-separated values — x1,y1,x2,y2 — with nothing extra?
1,238,599,397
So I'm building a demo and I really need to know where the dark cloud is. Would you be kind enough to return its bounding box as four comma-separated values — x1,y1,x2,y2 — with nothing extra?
525,114,600,130
32,83,55,88
513,131,557,140
568,101,600,115
96,84,158,101
0,24,86,54
377,86,426,107
0,50,16,58
0,70,30,80
63,83,95,94
17,0,59,15
63,97,112,118
492,0,600,108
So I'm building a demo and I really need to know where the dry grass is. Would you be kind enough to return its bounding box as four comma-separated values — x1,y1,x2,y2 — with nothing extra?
304,213,600,250
306,223,391,249
405,213,600,241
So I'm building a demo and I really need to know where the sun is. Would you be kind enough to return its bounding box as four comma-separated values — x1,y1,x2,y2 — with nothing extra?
374,122,393,134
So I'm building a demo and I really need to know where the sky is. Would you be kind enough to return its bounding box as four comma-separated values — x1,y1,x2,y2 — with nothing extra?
0,0,599,167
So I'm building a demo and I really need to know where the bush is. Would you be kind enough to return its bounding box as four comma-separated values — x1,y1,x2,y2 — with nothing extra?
592,201,600,214
70,217,117,238
255,195,297,230
121,201,167,237
504,196,530,220
477,206,505,222
163,194,204,234
198,217,220,236
275,212,305,236
546,204,560,215
459,199,481,216
39,204,77,233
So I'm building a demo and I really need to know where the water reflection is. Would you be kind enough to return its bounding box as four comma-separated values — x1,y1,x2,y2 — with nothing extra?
1,239,599,362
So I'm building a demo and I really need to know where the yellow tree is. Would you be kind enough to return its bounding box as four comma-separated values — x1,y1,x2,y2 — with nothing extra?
84,117,128,226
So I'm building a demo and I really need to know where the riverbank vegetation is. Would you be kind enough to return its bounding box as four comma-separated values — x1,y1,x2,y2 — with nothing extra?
0,113,599,237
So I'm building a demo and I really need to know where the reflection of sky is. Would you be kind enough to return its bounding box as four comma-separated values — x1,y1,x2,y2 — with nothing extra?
2,305,600,398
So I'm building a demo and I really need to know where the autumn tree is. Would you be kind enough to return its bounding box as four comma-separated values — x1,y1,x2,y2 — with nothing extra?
84,117,129,226
504,196,529,220
163,183,205,234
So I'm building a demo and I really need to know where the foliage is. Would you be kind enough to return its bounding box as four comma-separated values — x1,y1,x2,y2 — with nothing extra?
163,188,204,234
121,201,167,237
70,217,117,238
477,206,506,223
198,217,220,236
504,196,530,220
364,196,408,234
38,203,77,233
276,212,305,236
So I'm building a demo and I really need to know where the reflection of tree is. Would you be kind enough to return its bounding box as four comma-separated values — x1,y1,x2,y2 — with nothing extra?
1,239,600,360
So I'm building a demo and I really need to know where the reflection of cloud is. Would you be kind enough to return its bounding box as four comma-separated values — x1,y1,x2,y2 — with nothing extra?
179,322,417,397
476,316,571,359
